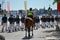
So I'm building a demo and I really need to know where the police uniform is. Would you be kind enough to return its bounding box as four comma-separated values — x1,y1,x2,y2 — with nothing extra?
27,10,33,19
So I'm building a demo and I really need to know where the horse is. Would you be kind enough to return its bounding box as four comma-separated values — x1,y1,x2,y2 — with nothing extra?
21,15,40,30
23,17,35,38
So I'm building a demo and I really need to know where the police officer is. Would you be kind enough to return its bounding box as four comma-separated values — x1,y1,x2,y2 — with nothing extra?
27,8,33,19
2,14,7,32
48,7,52,16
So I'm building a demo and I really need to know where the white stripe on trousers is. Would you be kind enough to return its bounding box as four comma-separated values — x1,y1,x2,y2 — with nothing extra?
2,23,7,31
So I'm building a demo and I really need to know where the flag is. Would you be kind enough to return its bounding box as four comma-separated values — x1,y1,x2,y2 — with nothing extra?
6,1,10,13
53,0,60,12
57,1,60,12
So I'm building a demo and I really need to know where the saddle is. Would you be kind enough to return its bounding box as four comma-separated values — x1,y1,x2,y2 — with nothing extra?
25,17,33,21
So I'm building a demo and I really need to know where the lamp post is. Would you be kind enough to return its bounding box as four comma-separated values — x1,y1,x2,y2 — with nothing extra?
24,0,27,16
2,0,5,14
24,0,27,10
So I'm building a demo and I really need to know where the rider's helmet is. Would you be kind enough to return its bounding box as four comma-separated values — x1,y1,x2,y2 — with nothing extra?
29,8,32,11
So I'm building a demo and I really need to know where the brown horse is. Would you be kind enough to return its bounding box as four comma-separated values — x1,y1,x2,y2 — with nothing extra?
24,17,35,37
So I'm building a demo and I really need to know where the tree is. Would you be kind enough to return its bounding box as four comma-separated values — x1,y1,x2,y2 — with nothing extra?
53,0,60,5
53,0,57,4
0,4,3,14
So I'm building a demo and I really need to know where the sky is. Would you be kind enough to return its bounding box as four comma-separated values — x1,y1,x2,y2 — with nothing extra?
0,0,57,10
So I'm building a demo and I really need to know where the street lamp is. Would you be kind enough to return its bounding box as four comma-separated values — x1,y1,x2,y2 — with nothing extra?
2,0,5,9
2,0,5,14
24,0,27,16
24,0,27,10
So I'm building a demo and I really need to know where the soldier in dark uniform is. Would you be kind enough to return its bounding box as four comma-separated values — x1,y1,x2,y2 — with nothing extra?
50,16,54,28
13,16,16,24
46,16,50,28
8,15,13,32
12,16,16,31
41,16,46,28
15,15,20,31
2,14,7,32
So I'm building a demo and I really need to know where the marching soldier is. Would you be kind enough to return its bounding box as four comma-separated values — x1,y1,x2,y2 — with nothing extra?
1,14,7,32
8,15,14,32
13,16,16,31
15,15,20,31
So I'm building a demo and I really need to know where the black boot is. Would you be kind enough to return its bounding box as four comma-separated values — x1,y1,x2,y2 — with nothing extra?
2,28,4,32
28,32,30,37
8,30,11,33
32,33,33,36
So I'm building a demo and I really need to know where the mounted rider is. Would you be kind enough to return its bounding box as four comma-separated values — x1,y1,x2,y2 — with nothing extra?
27,8,33,20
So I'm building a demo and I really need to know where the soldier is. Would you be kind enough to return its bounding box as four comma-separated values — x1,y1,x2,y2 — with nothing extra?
41,16,46,28
50,16,54,28
15,15,20,31
1,14,7,32
13,16,16,31
8,15,14,32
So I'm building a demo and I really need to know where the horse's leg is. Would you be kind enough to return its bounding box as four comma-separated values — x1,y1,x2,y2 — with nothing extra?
28,27,30,37
32,26,33,36
25,26,27,37
33,21,35,30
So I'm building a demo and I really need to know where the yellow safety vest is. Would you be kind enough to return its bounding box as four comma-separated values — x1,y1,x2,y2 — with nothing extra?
28,11,33,16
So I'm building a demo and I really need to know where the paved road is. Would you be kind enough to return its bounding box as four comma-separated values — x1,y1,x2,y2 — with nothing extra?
0,25,60,40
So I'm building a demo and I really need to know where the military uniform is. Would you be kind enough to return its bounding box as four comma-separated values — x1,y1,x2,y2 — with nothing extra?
15,15,20,31
2,14,7,32
8,15,14,32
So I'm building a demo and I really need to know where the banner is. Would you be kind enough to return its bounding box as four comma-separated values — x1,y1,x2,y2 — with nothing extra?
57,1,60,12
6,1,10,13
